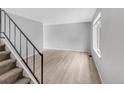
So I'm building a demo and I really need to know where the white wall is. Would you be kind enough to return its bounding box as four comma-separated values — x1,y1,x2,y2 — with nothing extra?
2,13,43,57
44,22,91,52
4,8,96,25
92,8,124,83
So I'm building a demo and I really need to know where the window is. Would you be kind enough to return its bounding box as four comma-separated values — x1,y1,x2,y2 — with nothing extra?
93,12,101,58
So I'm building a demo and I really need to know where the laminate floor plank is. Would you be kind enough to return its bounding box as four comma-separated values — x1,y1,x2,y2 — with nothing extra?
43,49,101,84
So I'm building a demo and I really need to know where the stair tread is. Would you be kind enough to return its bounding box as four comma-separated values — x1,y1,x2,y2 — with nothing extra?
0,59,16,67
15,77,30,84
0,51,10,54
0,59,16,75
0,44,5,48
0,51,11,62
0,44,5,47
0,68,23,81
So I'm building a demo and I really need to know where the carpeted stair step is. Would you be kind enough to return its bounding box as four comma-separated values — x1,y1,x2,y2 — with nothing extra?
0,59,16,75
14,77,31,84
0,68,23,84
0,51,11,61
0,44,5,51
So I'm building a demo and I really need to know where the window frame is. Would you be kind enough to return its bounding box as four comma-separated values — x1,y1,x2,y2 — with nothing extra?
93,12,101,58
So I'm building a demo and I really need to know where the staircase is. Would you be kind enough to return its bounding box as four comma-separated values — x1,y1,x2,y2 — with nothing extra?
0,9,43,84
0,43,31,84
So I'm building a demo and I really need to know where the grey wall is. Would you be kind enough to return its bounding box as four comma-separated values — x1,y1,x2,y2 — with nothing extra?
2,13,43,57
91,8,124,83
44,22,91,52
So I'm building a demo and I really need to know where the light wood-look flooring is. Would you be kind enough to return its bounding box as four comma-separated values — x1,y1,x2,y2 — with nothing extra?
43,49,101,84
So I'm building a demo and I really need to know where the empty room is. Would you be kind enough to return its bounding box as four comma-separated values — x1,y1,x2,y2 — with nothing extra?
43,8,101,84
0,8,124,84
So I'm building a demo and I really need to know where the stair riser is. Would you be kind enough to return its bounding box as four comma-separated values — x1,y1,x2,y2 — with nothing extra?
15,78,31,84
0,72,22,84
0,53,10,61
16,82,30,84
0,45,5,51
0,62,16,75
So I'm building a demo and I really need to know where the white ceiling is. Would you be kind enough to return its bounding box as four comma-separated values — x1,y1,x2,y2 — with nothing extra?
5,8,96,25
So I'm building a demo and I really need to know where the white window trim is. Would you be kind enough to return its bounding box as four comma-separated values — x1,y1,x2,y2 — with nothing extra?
93,47,101,58
93,12,101,25
93,12,102,58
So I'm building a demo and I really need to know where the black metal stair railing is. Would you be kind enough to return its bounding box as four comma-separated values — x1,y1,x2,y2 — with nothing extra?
0,8,43,84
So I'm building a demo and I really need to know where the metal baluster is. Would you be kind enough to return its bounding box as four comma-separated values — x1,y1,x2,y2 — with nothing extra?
14,25,16,47
20,32,21,55
9,19,10,39
0,8,1,41
26,40,28,64
4,13,6,34
41,55,43,84
33,48,35,73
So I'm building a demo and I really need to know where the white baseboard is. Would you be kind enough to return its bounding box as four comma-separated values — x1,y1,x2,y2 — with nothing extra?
44,48,90,53
92,57,104,84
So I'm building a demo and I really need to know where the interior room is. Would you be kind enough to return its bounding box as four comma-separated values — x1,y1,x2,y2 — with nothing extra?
0,8,124,84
